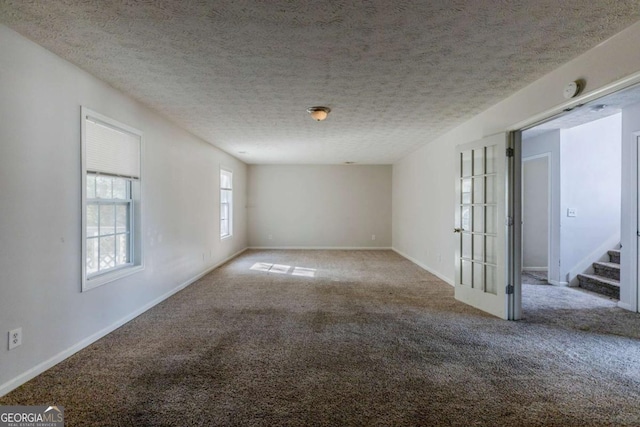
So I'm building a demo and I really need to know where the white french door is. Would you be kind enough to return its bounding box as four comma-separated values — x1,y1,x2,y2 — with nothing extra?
454,133,514,319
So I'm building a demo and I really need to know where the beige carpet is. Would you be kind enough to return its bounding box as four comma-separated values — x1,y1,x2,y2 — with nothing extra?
2,250,640,426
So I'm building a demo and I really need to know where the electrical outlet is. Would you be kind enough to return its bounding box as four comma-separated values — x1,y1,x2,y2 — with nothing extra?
371,234,376,241
567,208,577,217
9,328,22,350
268,234,273,240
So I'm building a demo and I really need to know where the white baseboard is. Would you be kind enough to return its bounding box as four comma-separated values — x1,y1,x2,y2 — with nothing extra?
0,247,247,398
548,279,570,287
392,247,454,286
248,246,392,250
522,267,548,272
617,301,636,312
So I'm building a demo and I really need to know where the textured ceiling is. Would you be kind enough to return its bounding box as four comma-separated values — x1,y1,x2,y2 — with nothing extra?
1,1,639,164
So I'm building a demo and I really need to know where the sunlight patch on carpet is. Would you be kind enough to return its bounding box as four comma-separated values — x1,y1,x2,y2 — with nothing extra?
250,262,316,277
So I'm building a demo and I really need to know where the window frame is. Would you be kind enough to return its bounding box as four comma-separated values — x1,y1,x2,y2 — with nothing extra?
81,107,144,291
220,168,233,239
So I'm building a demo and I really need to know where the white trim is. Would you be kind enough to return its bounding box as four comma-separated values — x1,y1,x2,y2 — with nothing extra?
635,133,640,312
84,264,144,291
248,246,392,250
618,130,640,312
0,247,247,398
629,131,640,312
522,267,548,272
392,248,454,286
81,108,88,289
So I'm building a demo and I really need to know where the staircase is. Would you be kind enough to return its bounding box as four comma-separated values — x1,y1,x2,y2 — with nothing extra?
577,249,620,299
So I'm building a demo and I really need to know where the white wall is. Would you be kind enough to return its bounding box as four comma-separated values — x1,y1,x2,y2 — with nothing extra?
560,114,621,283
0,25,247,394
392,139,454,282
393,20,640,313
522,157,549,270
248,165,391,248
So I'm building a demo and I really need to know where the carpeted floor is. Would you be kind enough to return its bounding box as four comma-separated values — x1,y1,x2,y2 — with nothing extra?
2,250,640,426
522,270,549,285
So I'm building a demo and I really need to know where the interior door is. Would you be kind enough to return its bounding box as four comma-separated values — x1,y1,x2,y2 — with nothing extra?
454,133,513,319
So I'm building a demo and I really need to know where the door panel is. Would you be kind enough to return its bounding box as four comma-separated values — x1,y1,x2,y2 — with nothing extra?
455,133,511,319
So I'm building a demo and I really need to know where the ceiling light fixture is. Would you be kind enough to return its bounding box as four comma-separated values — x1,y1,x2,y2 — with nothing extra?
590,104,607,112
307,106,331,121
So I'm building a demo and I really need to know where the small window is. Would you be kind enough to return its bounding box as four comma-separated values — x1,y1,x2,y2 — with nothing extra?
220,169,233,239
82,107,143,291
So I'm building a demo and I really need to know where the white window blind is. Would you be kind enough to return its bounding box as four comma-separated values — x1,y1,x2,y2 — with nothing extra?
221,169,232,189
86,117,141,179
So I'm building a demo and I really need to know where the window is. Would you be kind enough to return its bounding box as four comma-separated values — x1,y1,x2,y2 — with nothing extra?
82,107,143,291
86,175,132,276
220,169,233,238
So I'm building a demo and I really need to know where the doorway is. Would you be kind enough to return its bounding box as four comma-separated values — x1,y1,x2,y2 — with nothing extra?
515,86,640,316
455,81,640,319
521,154,550,285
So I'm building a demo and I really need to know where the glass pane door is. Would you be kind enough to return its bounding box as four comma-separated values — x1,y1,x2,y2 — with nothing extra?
454,134,510,319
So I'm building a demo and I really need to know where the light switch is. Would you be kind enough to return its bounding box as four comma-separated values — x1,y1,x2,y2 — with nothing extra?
567,208,577,217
